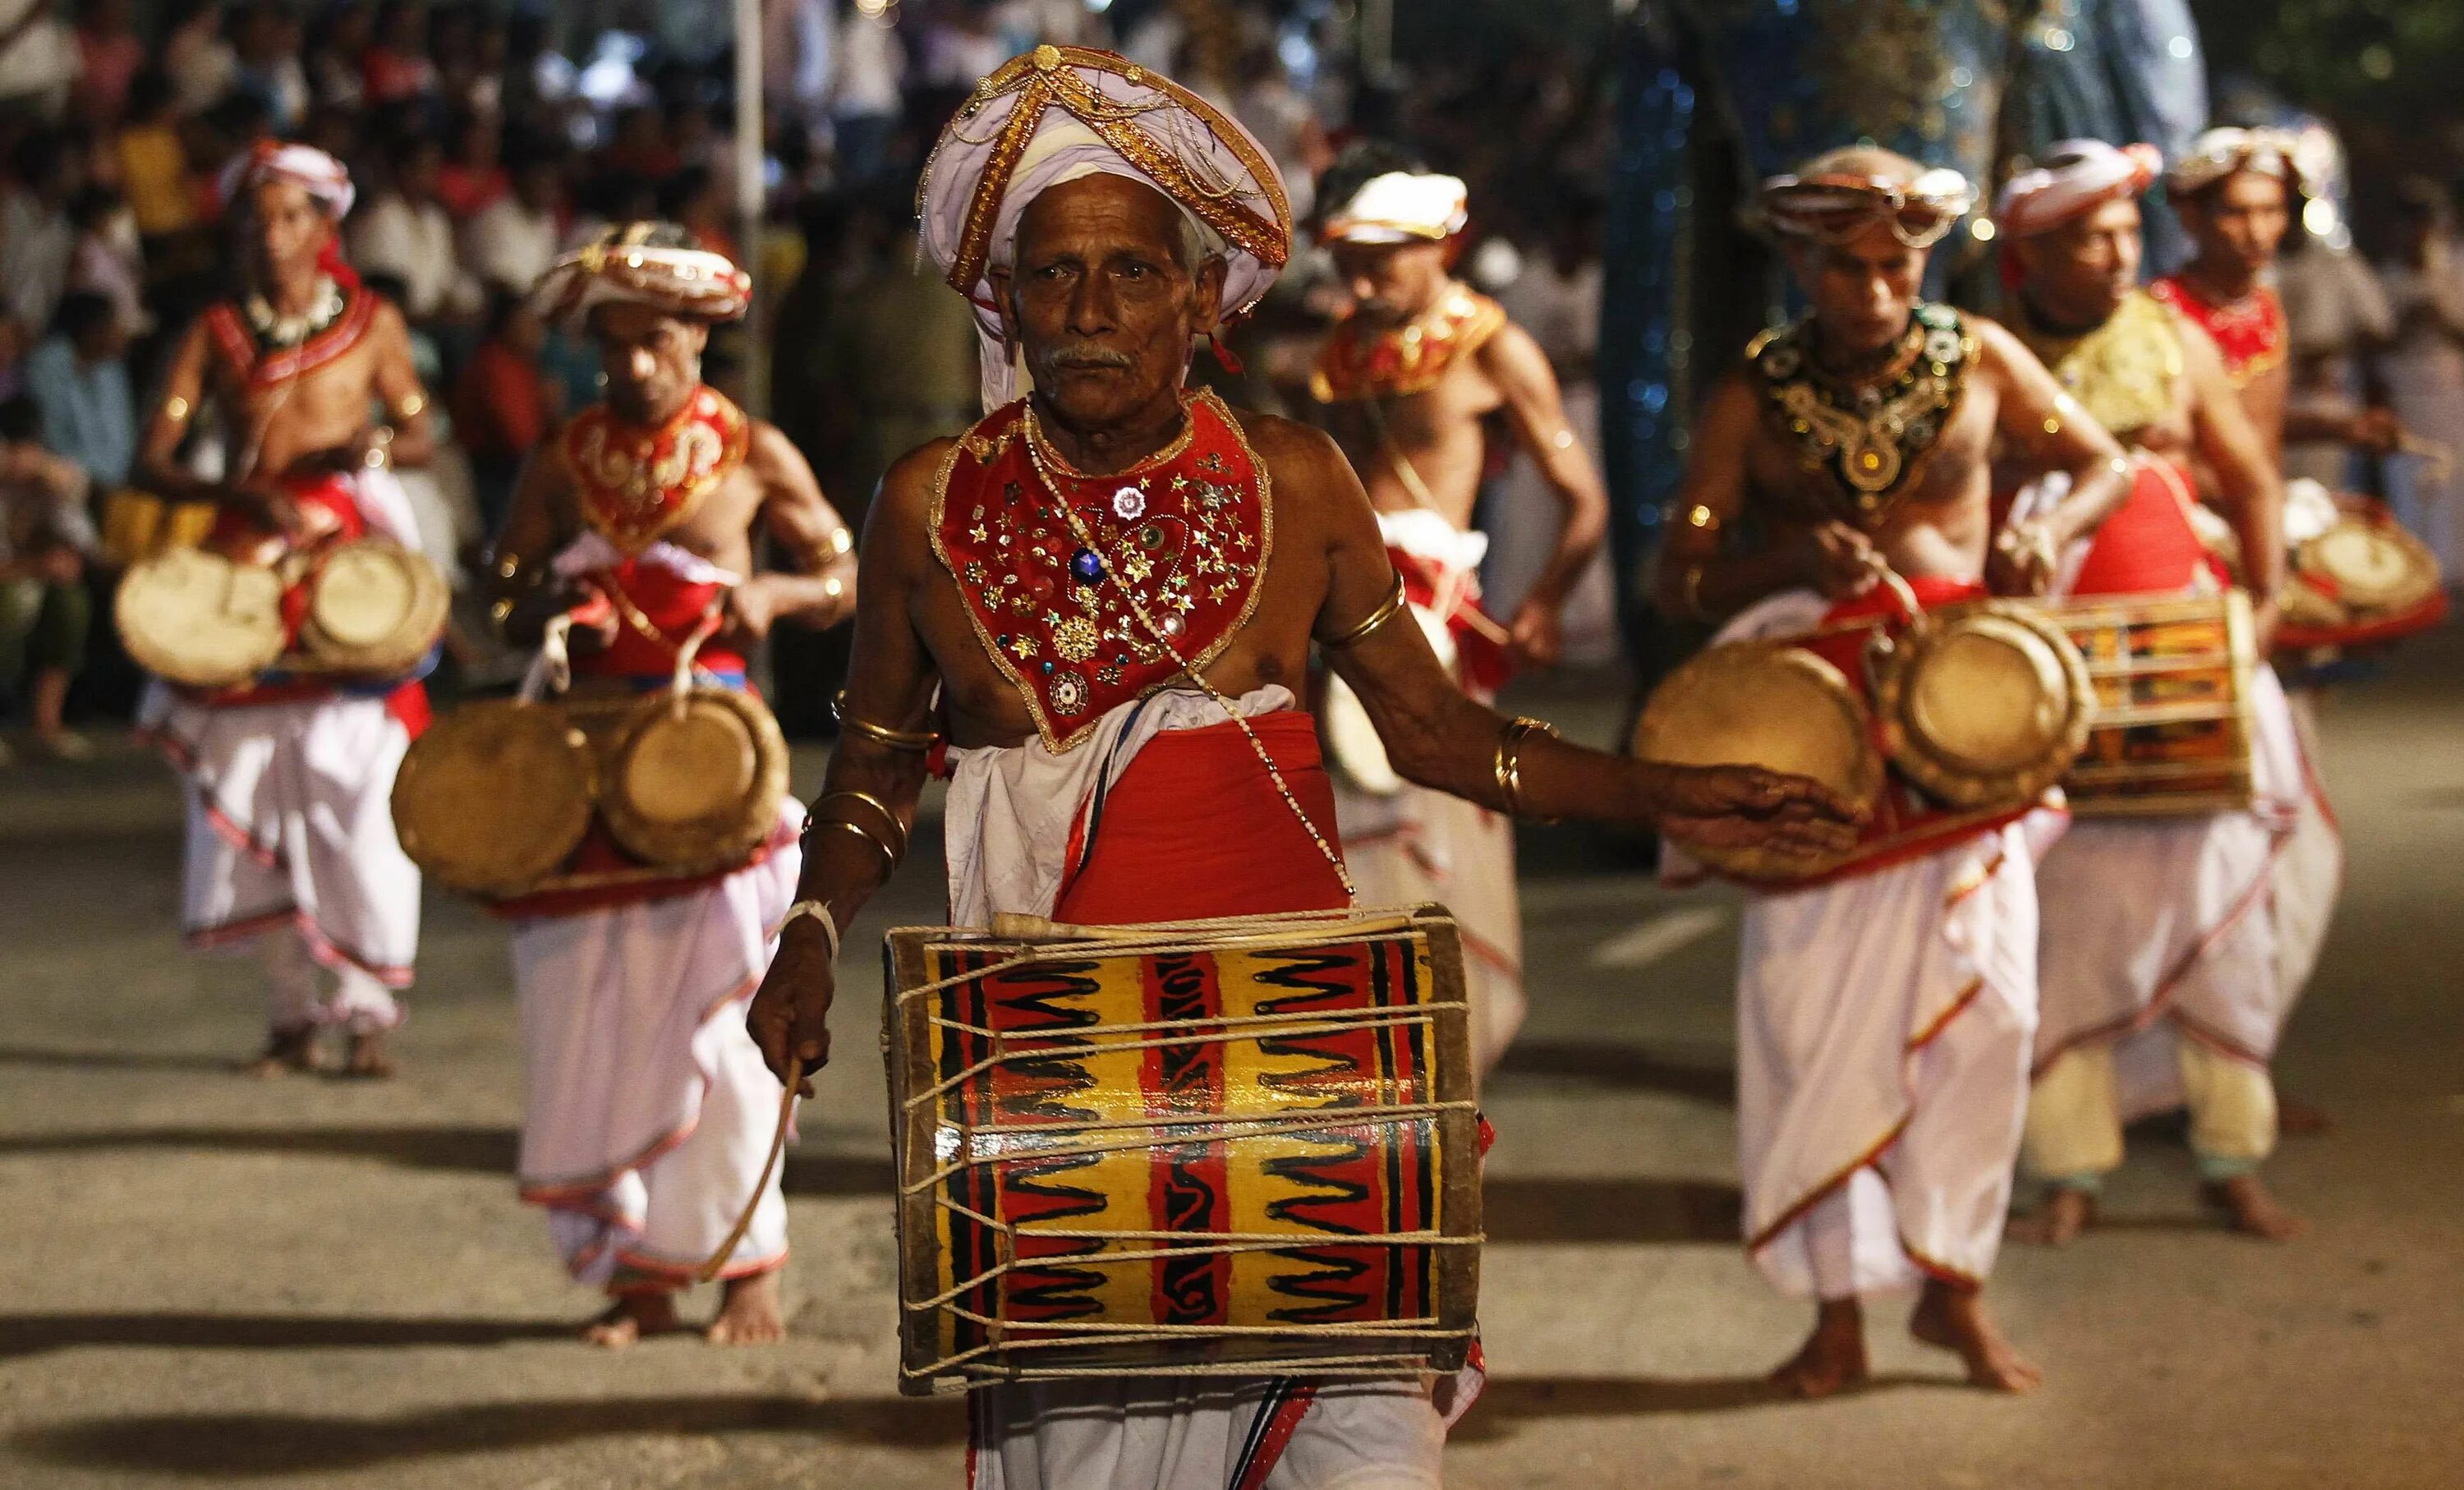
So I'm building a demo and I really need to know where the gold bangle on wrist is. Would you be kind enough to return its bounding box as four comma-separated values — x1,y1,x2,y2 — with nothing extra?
1493,715,1561,822
832,690,939,751
809,789,908,862
809,815,900,873
1322,571,1408,650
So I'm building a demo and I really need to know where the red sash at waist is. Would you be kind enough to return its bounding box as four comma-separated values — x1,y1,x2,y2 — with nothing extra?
2068,460,2209,598
1389,543,1511,693
1748,577,2030,890
573,558,749,681
1055,711,1350,922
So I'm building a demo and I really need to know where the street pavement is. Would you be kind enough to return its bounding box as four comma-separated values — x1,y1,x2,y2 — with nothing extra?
2,634,2460,1488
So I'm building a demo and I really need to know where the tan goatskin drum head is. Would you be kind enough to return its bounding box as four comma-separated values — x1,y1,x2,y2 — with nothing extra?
115,548,287,688
1875,603,2092,810
391,700,596,897
2300,519,2438,612
1632,641,1880,880
603,688,788,876
301,540,450,676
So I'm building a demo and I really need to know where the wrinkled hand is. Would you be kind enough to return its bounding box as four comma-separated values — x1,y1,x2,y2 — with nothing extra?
1506,599,1565,669
2348,407,2404,456
724,577,782,644
1652,762,1867,862
747,918,837,1096
1988,517,2061,597
1799,522,1878,600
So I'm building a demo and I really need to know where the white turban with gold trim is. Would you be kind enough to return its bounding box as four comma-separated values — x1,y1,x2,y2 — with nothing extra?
1320,171,1470,244
917,44,1293,411
529,223,752,333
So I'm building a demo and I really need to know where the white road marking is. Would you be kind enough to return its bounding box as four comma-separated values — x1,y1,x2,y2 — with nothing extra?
1586,907,1731,969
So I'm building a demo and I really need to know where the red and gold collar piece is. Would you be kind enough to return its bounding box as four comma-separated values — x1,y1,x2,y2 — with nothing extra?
2149,274,2287,388
561,384,750,555
931,389,1272,752
1310,283,1506,402
203,278,378,391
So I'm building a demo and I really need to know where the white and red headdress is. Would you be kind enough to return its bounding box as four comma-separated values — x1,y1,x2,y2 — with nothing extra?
1994,140,2164,238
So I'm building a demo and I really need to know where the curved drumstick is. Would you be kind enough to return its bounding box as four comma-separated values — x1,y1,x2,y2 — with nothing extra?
696,1055,802,1283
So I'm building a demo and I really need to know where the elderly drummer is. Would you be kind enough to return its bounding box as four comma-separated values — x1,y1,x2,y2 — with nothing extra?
1996,142,2313,1244
742,44,1857,1489
1306,150,1612,1079
483,223,856,1348
133,141,439,1079
1652,146,2137,1397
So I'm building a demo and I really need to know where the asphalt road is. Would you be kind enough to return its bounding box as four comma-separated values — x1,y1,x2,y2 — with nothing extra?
2,634,2459,1488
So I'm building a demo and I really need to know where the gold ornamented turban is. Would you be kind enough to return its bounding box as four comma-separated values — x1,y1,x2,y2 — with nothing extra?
219,140,356,219
2166,126,2305,199
917,44,1293,410
530,223,752,333
1758,165,1976,250
1994,140,2163,238
1320,171,1470,244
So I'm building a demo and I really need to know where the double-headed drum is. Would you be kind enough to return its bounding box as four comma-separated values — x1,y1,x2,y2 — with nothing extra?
390,699,598,897
601,687,790,877
113,547,288,688
297,539,450,676
1870,600,2094,809
884,906,1482,1394
2052,591,2257,816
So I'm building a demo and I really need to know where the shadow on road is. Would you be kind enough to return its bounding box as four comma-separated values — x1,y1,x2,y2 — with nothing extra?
0,1124,898,1193
0,1313,576,1361
6,1394,971,1476
1490,1041,1735,1105
0,1045,241,1074
1483,1175,1741,1244
1449,1370,1956,1440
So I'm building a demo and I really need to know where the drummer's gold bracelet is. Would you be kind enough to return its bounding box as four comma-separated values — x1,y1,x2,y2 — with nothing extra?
1321,572,1408,650
833,690,940,751
807,815,901,873
810,789,909,861
1494,715,1561,822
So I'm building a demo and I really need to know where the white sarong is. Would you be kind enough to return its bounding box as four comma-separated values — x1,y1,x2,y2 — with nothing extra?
1331,511,1525,1078
946,688,1466,1490
142,686,421,1029
510,801,801,1285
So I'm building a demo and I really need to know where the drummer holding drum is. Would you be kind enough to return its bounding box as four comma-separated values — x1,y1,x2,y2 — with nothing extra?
128,143,440,1079
1649,147,2138,1397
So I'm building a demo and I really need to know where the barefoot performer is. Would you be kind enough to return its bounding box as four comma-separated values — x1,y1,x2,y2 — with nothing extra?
744,45,1857,1486
487,224,857,1345
1997,141,2310,1243
1308,159,1610,1078
134,143,436,1078
1654,148,2135,1396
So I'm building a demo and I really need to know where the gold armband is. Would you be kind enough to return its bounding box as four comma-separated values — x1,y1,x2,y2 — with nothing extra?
808,788,909,862
1493,715,1562,822
161,395,192,424
391,392,427,420
832,690,939,751
809,816,900,872
1321,572,1408,650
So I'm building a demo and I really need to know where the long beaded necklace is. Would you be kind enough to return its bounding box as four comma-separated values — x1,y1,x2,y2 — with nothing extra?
1020,411,1356,899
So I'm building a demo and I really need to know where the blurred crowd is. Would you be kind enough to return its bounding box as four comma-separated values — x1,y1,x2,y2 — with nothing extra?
0,0,1618,753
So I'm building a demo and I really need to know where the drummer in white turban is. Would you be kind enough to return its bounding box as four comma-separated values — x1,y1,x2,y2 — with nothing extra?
747,43,1859,1490
132,139,437,1079
485,221,855,1347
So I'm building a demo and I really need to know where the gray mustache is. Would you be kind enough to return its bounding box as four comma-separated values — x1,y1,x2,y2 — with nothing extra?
1050,346,1135,370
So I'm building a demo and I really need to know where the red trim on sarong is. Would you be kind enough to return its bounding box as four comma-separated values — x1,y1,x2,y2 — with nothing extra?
489,815,795,921
1050,712,1349,922
1230,1387,1318,1490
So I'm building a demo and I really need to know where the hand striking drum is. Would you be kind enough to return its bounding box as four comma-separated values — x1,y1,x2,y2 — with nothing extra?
1647,145,2140,1399
738,45,1859,1490
126,143,441,1080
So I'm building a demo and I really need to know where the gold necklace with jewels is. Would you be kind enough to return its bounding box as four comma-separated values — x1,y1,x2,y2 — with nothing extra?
562,384,750,555
2011,289,2183,442
1750,301,1974,529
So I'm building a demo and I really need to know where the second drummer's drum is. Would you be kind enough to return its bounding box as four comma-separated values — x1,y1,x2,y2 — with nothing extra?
2050,590,2257,816
600,686,790,876
297,539,451,677
391,699,597,897
113,548,288,688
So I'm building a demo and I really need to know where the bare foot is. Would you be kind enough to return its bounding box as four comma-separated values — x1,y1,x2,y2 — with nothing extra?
706,1270,787,1345
1768,1298,1868,1399
339,1032,397,1079
1910,1281,2043,1393
2277,1094,2333,1137
243,1026,318,1078
583,1291,683,1348
2203,1174,2306,1239
2009,1185,2097,1246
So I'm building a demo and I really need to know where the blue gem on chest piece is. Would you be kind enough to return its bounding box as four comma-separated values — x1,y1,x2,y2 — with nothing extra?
1069,548,1103,581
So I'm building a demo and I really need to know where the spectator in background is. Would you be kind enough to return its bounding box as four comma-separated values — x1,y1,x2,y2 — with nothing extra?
23,290,134,496
2,131,84,343
438,110,508,220
2376,178,2464,582
922,0,1010,90
350,134,475,325
304,2,373,111
163,0,238,119
0,395,94,761
604,104,680,184
451,287,554,531
0,0,81,121
830,2,907,183
64,191,149,340
117,71,199,246
361,0,438,108
660,165,741,268
75,0,145,129
232,1,310,132
463,150,563,296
